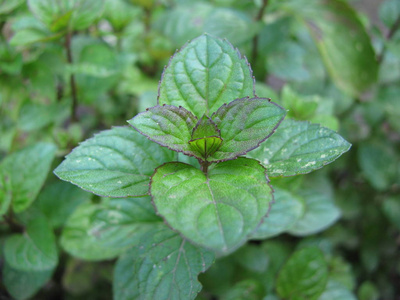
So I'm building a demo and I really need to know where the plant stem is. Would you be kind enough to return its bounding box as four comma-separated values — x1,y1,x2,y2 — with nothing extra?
200,161,210,175
65,31,78,122
377,16,400,64
251,0,269,65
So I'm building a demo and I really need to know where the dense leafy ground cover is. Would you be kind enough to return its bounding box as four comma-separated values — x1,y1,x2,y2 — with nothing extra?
0,0,399,299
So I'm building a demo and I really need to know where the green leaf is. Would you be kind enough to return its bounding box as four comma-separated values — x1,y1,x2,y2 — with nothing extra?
113,223,214,300
128,105,198,156
37,181,92,229
319,280,357,300
379,0,400,28
61,197,160,260
382,197,400,230
4,214,58,272
0,170,12,216
10,27,62,46
28,0,105,31
247,119,351,177
280,0,378,96
357,141,398,191
150,158,272,253
0,143,57,213
277,247,328,300
189,115,222,159
288,174,341,236
209,97,286,162
0,0,24,15
2,261,53,300
158,34,255,118
220,280,264,300
54,127,175,198
250,188,305,239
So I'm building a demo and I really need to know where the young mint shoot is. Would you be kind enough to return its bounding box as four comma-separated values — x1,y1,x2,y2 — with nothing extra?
54,33,351,299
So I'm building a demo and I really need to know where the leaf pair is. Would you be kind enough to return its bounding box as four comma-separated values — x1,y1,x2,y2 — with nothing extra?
128,97,286,163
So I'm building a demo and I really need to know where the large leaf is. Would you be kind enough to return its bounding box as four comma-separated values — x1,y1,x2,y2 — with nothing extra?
2,262,53,300
288,174,341,236
250,188,305,239
113,224,214,300
54,127,175,198
277,247,328,300
247,119,351,177
209,97,286,162
0,143,56,213
128,105,198,156
279,0,378,96
150,158,272,253
61,197,160,260
28,0,105,32
4,215,58,272
158,34,255,118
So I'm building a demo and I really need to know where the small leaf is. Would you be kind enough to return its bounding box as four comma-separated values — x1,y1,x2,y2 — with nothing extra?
319,280,357,300
0,143,57,213
0,171,12,216
189,115,222,159
277,247,328,300
128,105,198,156
28,0,105,32
113,223,214,300
250,188,305,239
209,97,286,162
247,119,351,177
379,0,400,28
4,215,58,272
158,34,255,118
61,197,160,260
54,127,175,197
2,261,53,300
150,157,272,253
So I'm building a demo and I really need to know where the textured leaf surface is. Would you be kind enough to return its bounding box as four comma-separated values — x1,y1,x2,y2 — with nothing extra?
54,127,175,197
28,0,104,31
150,158,272,253
113,224,214,300
280,0,378,96
3,261,53,300
4,215,58,271
158,34,255,118
61,197,160,260
277,247,328,300
209,97,286,162
288,174,340,236
128,105,198,155
247,119,351,177
251,188,304,239
0,142,56,212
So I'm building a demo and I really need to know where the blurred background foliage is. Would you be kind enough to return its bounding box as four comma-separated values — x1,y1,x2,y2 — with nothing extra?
0,0,399,299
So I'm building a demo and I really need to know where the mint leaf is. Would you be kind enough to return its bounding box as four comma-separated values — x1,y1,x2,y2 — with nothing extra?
189,115,222,159
0,171,12,216
128,105,198,156
250,188,304,239
277,247,328,300
280,0,378,96
0,142,57,213
61,197,160,260
28,0,104,32
319,281,357,300
3,261,53,300
54,127,175,197
247,119,351,177
288,175,340,236
37,181,92,229
0,0,24,15
4,215,58,272
158,34,255,118
113,224,214,300
209,97,286,162
150,158,272,253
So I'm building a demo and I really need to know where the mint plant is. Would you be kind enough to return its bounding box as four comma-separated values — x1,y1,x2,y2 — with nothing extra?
53,33,350,298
